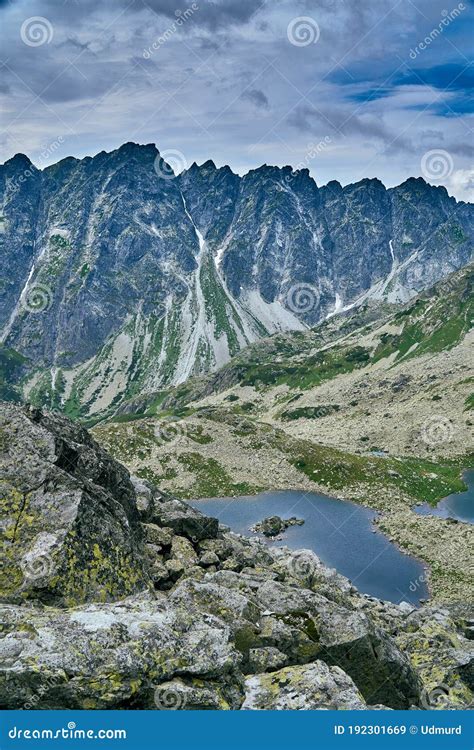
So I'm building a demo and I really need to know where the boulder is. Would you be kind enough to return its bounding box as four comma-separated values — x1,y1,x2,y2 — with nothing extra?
395,606,474,709
242,662,367,710
251,515,304,538
255,579,421,709
0,404,149,606
0,592,242,710
150,497,218,542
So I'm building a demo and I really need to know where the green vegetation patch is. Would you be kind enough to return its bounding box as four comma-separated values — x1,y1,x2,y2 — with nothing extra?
283,432,472,504
0,346,28,402
176,452,261,499
238,345,371,390
280,405,340,421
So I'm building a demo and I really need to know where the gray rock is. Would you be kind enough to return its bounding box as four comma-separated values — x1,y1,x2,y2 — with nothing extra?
151,499,218,542
241,662,367,710
251,515,304,538
0,404,149,606
247,647,288,673
0,592,241,710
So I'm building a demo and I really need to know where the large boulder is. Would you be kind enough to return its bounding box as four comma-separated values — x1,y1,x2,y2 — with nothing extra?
242,662,367,710
255,579,421,709
169,572,421,709
395,606,474,709
149,495,219,542
0,592,242,710
0,404,149,606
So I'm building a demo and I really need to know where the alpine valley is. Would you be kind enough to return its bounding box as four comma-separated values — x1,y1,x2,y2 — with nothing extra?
0,143,473,712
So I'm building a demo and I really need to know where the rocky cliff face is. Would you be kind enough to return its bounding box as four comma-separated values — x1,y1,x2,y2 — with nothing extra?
0,144,472,417
0,403,472,710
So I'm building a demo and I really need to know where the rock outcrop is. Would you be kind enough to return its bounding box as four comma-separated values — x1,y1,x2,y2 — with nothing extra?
251,515,304,538
0,403,472,710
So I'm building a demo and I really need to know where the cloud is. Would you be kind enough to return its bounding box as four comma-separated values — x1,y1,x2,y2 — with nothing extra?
129,0,264,30
447,168,474,202
0,0,472,200
242,88,269,110
287,102,413,153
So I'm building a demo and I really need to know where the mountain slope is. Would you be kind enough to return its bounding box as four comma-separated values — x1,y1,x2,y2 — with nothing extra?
1,143,472,418
93,265,474,601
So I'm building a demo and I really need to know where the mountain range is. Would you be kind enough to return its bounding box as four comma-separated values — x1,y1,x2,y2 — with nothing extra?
0,142,473,418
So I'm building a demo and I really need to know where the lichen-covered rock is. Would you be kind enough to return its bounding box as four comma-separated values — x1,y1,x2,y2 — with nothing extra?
270,547,353,603
395,606,474,709
153,677,244,710
251,515,304,538
0,404,472,712
150,497,218,542
0,592,241,710
242,662,367,710
248,647,288,673
0,404,149,606
255,578,421,709
168,572,421,709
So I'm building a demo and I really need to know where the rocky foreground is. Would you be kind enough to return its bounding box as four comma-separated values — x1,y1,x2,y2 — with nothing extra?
0,403,472,710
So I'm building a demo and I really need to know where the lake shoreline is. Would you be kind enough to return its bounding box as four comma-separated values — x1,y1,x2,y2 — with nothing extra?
192,489,430,606
191,464,474,605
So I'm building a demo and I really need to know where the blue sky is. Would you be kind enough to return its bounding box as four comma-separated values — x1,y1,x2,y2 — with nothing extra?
0,0,473,199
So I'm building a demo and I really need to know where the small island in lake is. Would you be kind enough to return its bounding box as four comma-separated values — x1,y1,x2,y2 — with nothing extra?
251,515,305,538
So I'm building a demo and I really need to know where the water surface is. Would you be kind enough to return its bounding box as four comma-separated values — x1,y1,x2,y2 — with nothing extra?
414,470,474,524
192,490,429,606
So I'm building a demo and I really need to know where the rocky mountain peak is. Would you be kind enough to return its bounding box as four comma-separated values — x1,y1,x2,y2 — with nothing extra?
3,153,34,170
0,142,472,417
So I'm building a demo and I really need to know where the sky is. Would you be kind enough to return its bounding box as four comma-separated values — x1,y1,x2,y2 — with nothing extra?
0,0,473,199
